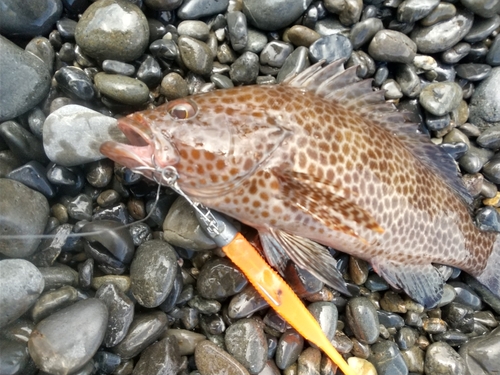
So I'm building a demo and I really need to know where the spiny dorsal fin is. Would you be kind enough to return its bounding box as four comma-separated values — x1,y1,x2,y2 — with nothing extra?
283,60,472,205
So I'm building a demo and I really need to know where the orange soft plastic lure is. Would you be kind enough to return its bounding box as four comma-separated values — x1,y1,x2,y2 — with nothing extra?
192,205,358,375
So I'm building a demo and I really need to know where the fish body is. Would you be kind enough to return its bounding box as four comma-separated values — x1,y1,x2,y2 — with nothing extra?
101,61,500,308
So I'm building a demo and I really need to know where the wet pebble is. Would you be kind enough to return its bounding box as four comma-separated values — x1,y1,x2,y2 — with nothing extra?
483,154,500,184
308,302,338,341
94,72,149,106
160,72,189,100
260,41,294,68
227,12,248,51
286,25,320,47
309,34,353,63
137,55,162,88
297,347,321,374
178,36,214,76
28,298,108,375
368,30,417,64
54,66,95,101
225,318,267,374
0,179,49,258
7,161,55,198
230,51,260,84
459,326,500,375
228,285,268,319
442,43,471,64
197,257,247,300
242,0,312,31
461,0,500,18
410,9,474,54
346,297,380,344
368,340,408,375
487,34,500,66
425,341,466,375
0,36,51,122
469,67,500,131
0,0,62,37
195,340,250,375
0,259,44,328
75,0,149,62
43,105,126,166
0,121,48,164
178,20,210,41
397,0,440,24
131,336,181,375
349,18,383,49
477,125,500,150
419,82,463,116
455,63,492,81
177,0,229,20
275,329,304,370
112,311,167,359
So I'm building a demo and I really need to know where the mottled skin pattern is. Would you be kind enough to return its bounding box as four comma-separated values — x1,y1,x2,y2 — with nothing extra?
101,63,499,304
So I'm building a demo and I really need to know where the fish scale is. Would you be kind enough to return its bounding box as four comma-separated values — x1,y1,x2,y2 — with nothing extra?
101,60,500,308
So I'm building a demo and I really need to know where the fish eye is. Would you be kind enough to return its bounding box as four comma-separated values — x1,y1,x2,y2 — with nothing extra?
166,99,198,120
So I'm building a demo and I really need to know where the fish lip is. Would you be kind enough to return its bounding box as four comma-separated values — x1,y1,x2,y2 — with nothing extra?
100,114,157,172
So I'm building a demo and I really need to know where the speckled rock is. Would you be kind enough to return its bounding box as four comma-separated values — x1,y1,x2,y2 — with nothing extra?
0,36,51,122
195,340,250,375
469,67,500,131
0,259,45,328
43,105,127,167
75,0,149,62
0,179,49,258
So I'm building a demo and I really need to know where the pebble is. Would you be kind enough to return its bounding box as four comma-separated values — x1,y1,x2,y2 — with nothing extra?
178,20,210,41
346,297,380,344
421,2,456,26
455,63,492,81
25,36,56,74
0,0,62,37
43,105,126,167
30,285,79,323
102,59,135,76
227,12,248,51
349,18,383,49
442,43,471,64
0,259,44,328
242,0,312,31
459,326,500,375
483,154,500,184
286,25,320,48
419,81,463,116
275,329,304,370
243,28,268,54
0,179,49,258
308,302,338,341
137,55,162,87
75,0,149,62
178,36,214,76
469,67,500,131
195,340,250,375
0,121,48,163
228,285,268,319
260,41,294,68
197,257,247,300
230,51,260,84
276,46,310,83
94,72,150,106
225,318,268,374
28,299,108,375
397,0,440,24
368,30,417,64
369,340,408,375
465,14,500,44
132,336,181,375
411,9,474,54
461,0,500,18
425,341,466,375
487,34,500,66
7,161,55,198
163,197,217,250
165,329,206,356
112,311,168,359
130,239,178,308
177,0,229,20
478,127,500,151
0,36,51,122
309,34,353,63
324,0,363,26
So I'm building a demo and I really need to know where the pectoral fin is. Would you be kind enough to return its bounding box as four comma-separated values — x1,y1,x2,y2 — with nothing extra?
373,260,444,309
260,228,350,295
273,169,384,241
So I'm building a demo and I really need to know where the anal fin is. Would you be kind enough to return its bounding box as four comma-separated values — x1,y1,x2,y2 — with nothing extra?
260,228,350,295
374,260,444,309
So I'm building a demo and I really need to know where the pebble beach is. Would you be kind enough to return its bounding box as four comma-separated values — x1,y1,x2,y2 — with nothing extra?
0,0,500,374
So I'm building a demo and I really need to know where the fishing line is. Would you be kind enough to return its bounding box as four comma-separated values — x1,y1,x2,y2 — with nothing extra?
0,161,173,242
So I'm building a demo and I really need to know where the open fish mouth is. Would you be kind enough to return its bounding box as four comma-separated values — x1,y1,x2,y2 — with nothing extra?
100,114,157,172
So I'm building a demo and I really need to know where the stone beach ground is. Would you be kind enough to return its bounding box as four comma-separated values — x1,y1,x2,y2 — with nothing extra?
1,0,500,374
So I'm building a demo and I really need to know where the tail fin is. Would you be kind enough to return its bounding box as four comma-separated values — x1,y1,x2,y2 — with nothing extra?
475,235,500,299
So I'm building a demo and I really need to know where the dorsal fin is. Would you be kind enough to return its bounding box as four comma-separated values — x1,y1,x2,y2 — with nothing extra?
283,60,472,205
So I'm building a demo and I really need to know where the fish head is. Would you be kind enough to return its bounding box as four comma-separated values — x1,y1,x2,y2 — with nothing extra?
101,88,292,198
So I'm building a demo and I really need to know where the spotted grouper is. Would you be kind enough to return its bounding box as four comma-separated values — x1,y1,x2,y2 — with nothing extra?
101,60,500,308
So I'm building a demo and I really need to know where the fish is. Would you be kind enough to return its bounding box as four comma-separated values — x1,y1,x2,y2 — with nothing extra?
100,60,500,309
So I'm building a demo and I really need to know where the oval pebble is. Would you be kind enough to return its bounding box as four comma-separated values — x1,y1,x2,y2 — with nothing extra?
0,179,49,258
0,259,45,328
94,72,149,106
75,0,149,62
28,298,108,375
43,104,127,167
197,257,247,300
425,342,466,375
368,30,417,64
195,340,250,375
346,297,380,344
419,82,463,116
242,0,312,31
